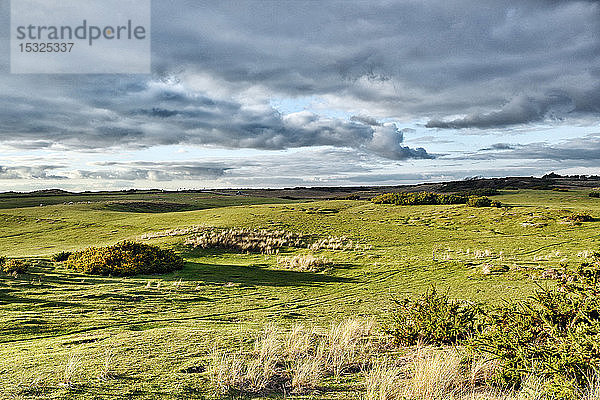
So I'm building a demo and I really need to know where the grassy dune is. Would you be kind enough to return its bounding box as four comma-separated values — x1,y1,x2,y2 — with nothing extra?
1,189,599,398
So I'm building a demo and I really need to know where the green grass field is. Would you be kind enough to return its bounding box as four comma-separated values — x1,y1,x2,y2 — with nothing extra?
1,189,599,399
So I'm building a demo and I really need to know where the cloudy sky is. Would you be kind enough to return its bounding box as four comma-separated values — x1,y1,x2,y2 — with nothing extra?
1,0,599,190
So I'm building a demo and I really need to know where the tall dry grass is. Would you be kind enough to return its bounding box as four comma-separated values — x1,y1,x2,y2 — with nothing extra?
277,253,332,272
207,318,378,395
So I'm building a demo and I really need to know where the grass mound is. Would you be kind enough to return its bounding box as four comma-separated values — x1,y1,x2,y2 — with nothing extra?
65,241,184,276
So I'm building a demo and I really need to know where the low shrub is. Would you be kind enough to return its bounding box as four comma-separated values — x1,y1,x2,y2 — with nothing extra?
565,212,593,222
473,254,600,399
490,199,503,208
65,241,184,276
51,251,72,262
0,256,5,267
387,287,486,346
589,191,600,198
3,259,28,274
371,192,468,206
466,196,492,207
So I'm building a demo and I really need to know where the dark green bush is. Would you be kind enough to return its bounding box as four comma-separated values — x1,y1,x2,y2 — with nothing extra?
371,192,468,206
565,213,593,222
65,241,184,276
51,251,72,262
490,200,503,208
589,191,600,198
2,259,28,274
0,256,5,267
473,255,600,399
387,286,486,346
466,196,492,207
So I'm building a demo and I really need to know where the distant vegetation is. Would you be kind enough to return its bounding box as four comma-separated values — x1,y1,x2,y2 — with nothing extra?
371,192,468,205
65,241,183,276
371,192,501,207
589,191,600,198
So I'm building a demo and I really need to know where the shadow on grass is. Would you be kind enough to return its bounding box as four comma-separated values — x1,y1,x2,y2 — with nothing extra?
174,261,356,288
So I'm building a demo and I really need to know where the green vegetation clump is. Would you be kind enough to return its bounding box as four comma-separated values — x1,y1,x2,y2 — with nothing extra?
589,191,600,198
51,251,72,262
2,259,27,274
474,256,600,398
392,256,600,399
466,196,492,207
0,256,5,267
387,287,486,346
565,212,593,222
371,192,468,206
65,241,184,276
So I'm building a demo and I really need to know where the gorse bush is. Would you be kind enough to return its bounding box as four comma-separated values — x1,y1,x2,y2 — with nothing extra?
466,196,502,207
371,192,468,206
51,251,72,262
473,255,600,399
372,192,502,208
467,196,491,207
387,287,486,346
589,191,600,198
2,259,28,274
65,241,184,276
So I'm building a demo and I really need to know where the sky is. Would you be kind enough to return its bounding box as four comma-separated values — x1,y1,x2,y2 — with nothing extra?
0,0,599,191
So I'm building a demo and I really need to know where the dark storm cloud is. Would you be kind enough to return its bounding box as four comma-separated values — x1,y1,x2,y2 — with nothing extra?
148,0,599,124
480,143,517,151
75,161,230,181
426,92,575,129
0,0,597,165
0,77,431,160
468,134,600,161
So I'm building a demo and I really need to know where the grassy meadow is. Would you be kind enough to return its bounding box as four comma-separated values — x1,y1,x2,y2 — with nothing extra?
1,189,599,399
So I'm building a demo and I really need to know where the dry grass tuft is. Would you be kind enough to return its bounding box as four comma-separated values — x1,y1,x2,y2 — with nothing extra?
186,228,305,254
60,352,82,388
363,360,403,400
207,318,379,395
277,253,332,272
